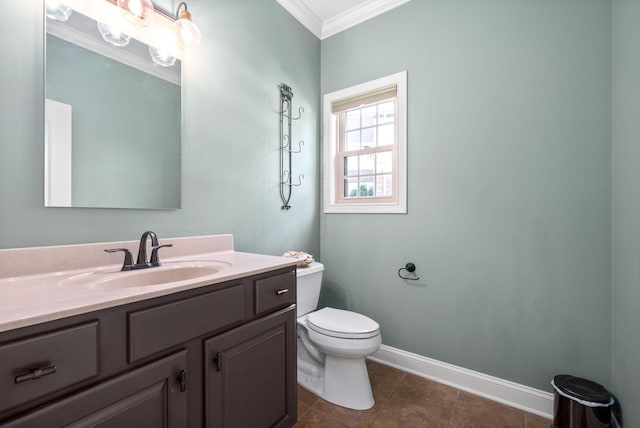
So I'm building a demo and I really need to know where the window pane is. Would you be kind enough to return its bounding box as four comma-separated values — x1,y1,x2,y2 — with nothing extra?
360,176,374,197
346,110,360,131
378,101,394,124
346,130,360,151
362,127,375,148
344,156,358,177
344,178,358,198
376,151,393,173
359,154,374,176
377,124,394,146
375,174,393,197
361,105,377,127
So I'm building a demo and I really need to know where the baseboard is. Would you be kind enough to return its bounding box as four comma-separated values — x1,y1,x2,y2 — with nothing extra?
369,345,554,419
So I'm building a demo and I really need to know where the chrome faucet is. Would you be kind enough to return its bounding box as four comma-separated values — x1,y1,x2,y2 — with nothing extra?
105,231,173,271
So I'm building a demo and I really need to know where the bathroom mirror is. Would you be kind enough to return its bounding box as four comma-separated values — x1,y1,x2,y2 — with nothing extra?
44,2,181,209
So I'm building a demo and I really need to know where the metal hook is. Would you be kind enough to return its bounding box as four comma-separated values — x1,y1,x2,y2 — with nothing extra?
398,263,420,280
280,134,291,150
291,106,304,120
281,106,304,121
281,172,304,186
284,140,304,153
281,169,291,185
291,174,304,186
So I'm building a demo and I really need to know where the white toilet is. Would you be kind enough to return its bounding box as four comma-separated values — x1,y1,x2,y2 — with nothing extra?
296,262,381,410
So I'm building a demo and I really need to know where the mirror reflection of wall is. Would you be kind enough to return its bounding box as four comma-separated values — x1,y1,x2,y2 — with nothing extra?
44,3,182,209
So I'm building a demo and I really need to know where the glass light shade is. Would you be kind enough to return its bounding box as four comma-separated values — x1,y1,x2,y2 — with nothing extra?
117,0,154,26
148,46,177,67
176,11,201,49
45,0,72,21
97,22,131,47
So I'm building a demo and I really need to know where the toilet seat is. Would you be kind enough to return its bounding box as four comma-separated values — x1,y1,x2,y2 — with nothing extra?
306,307,380,339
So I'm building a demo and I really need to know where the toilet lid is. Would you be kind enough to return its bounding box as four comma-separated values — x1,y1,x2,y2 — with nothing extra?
306,307,380,339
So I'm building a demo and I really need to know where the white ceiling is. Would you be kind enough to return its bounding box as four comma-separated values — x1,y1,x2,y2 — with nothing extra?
276,0,411,40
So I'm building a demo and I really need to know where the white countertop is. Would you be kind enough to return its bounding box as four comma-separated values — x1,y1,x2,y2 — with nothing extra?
0,235,298,333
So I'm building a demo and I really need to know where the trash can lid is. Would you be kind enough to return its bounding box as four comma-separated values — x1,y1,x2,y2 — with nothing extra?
552,375,613,407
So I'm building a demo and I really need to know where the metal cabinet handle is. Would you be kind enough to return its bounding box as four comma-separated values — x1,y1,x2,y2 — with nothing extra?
14,365,57,384
178,370,187,392
275,289,289,296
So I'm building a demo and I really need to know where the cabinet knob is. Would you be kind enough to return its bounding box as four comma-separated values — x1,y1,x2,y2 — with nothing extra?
275,289,289,296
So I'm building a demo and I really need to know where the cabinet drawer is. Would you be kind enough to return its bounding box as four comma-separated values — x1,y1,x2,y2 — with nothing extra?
129,284,245,362
0,321,99,413
1,350,188,428
255,270,296,316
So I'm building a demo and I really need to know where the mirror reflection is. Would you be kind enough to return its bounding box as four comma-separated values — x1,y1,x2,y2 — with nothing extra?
44,2,181,209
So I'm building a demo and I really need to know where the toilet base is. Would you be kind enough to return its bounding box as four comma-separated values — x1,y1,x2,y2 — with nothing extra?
297,341,375,410
323,355,375,410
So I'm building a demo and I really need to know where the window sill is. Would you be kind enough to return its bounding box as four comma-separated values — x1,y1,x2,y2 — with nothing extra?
324,202,407,214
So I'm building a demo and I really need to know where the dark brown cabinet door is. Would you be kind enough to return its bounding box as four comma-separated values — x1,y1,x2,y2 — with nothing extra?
2,350,188,428
205,306,296,428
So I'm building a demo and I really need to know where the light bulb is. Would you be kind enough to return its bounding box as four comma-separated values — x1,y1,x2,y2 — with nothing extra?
175,10,201,49
149,46,177,67
117,0,154,26
45,0,72,21
97,22,131,47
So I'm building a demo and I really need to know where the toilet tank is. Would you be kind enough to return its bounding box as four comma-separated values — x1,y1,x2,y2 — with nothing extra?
296,262,324,317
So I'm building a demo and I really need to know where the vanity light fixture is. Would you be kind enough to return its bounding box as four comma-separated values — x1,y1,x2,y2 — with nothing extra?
175,2,201,49
117,0,155,26
45,0,72,21
46,0,194,67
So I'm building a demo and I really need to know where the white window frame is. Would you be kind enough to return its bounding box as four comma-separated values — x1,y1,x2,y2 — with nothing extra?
323,71,407,214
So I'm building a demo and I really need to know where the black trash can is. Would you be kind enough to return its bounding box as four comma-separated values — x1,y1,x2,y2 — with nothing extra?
552,374,613,428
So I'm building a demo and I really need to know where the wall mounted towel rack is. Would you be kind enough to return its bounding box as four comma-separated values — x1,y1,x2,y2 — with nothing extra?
279,83,304,210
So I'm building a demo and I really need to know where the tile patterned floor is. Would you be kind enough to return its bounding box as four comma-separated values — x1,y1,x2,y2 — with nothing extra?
294,360,552,428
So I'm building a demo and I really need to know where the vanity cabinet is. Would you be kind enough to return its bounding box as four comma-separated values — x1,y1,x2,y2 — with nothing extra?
0,266,297,428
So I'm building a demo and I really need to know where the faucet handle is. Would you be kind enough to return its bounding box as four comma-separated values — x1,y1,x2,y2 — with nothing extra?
150,244,173,265
105,248,134,271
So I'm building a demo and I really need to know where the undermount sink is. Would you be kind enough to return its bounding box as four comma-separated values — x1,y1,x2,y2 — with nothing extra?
59,261,230,291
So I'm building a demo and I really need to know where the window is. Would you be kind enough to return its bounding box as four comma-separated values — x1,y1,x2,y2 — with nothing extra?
323,71,407,213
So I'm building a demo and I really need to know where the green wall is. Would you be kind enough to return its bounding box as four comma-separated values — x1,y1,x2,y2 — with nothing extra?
613,0,640,422
320,0,612,392
0,1,320,258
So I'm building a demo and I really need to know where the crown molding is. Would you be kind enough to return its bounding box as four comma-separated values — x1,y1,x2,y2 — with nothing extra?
322,0,411,39
277,0,411,40
275,0,323,39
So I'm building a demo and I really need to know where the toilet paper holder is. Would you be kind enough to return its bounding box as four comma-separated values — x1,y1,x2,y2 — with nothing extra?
398,263,420,281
